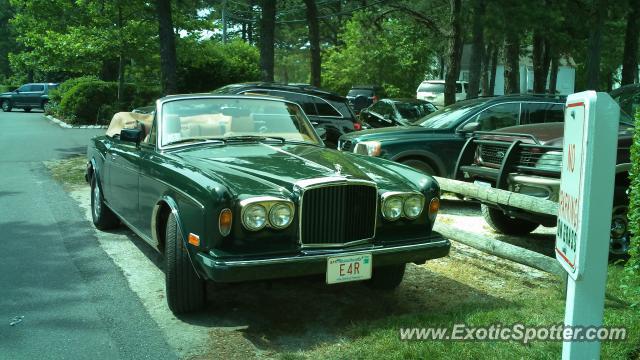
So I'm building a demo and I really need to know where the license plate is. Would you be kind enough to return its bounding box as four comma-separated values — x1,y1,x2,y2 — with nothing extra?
326,254,372,284
474,180,492,188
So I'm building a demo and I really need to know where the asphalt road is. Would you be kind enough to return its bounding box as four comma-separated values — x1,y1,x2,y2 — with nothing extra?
0,111,177,360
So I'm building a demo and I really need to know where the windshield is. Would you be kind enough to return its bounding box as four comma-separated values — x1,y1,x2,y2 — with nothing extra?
396,102,436,121
160,98,321,147
411,99,483,128
417,82,444,93
610,86,639,126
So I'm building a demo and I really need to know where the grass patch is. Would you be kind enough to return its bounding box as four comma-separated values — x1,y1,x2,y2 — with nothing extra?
45,155,87,187
281,266,640,360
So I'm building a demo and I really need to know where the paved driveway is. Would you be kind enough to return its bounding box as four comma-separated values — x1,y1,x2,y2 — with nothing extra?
0,111,176,360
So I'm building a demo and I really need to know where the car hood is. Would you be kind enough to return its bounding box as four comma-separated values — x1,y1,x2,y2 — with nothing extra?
169,143,429,197
481,122,633,147
340,125,449,143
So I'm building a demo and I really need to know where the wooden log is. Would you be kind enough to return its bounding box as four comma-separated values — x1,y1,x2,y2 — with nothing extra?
434,176,558,216
434,222,566,277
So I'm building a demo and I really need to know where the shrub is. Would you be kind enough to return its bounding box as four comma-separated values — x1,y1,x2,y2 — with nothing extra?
59,81,118,124
0,84,20,93
50,75,101,103
628,110,640,268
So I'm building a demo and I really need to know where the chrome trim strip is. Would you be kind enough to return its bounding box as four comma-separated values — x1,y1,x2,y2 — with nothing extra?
295,178,378,248
202,240,450,267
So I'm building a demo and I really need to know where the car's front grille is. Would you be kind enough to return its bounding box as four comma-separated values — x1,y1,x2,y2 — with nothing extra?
479,144,509,165
300,184,377,246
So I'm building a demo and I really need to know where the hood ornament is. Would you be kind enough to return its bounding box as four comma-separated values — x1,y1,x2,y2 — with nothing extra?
334,163,343,175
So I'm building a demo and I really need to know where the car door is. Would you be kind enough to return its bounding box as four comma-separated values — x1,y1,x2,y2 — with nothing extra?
26,84,44,107
13,84,31,106
105,137,142,226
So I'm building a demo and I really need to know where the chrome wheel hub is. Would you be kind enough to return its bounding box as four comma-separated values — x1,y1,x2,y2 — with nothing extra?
93,184,101,219
609,205,630,255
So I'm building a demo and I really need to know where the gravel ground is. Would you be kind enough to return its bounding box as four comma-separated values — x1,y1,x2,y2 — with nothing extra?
67,185,559,359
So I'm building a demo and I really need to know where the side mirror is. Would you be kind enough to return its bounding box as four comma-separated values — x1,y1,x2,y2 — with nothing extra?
121,128,143,145
459,122,480,133
315,127,327,140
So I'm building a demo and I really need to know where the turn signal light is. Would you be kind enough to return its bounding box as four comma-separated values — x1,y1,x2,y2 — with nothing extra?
219,208,233,236
188,233,200,246
428,197,440,220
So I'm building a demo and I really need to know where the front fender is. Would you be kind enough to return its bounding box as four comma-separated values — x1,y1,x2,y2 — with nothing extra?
390,149,447,177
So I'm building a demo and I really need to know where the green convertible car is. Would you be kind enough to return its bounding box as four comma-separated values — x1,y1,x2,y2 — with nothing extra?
86,94,450,314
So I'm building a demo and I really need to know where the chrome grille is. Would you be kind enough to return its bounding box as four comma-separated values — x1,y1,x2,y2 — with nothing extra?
300,184,377,246
479,144,509,165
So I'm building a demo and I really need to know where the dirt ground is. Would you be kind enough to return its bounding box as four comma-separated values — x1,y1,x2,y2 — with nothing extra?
67,186,560,360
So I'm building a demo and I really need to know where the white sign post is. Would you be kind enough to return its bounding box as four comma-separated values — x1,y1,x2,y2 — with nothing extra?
555,91,619,359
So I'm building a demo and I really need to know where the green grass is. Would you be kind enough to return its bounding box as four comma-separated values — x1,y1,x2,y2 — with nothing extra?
45,155,87,187
280,266,640,360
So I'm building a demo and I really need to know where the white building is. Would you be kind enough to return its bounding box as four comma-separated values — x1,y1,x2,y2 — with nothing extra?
458,44,576,95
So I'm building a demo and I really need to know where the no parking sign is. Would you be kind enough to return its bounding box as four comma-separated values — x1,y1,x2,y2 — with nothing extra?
556,91,619,359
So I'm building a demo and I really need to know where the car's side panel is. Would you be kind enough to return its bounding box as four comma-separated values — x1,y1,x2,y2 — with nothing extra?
106,140,142,225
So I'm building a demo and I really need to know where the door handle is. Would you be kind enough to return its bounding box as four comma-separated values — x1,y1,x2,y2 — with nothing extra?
311,121,319,126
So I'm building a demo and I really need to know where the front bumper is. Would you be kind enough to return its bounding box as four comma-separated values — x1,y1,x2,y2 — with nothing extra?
459,165,560,201
196,233,450,283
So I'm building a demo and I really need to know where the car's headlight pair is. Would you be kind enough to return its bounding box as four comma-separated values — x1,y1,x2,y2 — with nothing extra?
535,150,563,171
353,141,382,156
381,192,425,221
241,198,295,231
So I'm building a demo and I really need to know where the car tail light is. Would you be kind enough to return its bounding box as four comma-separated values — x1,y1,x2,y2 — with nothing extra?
354,122,362,131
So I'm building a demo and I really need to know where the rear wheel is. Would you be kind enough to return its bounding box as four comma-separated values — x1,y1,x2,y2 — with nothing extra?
401,159,436,176
367,264,406,290
165,213,206,314
481,204,540,235
90,176,119,230
1,100,11,112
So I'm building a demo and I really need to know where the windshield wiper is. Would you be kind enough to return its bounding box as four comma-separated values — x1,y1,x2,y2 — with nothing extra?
165,138,225,146
223,135,286,143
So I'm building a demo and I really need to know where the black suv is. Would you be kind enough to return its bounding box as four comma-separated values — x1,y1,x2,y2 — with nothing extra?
0,83,59,112
213,82,361,148
338,95,565,177
346,85,387,114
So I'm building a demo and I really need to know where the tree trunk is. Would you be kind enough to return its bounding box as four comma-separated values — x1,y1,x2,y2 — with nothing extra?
304,0,321,87
503,32,520,95
621,0,640,85
156,0,177,95
585,0,607,90
439,54,445,80
549,55,559,94
259,0,276,82
444,0,463,106
117,3,125,102
481,43,492,96
467,0,485,99
489,45,498,95
532,31,549,94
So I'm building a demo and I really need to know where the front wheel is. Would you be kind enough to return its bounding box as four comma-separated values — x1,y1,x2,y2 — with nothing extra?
481,204,540,235
367,264,406,290
165,213,206,314
401,159,436,176
1,100,12,112
90,176,119,230
609,187,630,258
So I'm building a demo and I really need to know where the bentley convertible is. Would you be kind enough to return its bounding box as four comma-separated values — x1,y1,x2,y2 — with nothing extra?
86,95,450,314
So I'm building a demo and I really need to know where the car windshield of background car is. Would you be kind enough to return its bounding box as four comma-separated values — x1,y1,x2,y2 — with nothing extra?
160,98,321,147
417,82,445,93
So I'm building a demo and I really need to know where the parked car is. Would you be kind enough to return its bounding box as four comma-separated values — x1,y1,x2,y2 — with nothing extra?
359,98,437,128
346,85,387,114
86,94,450,314
338,95,565,177
213,82,361,148
0,82,59,112
416,80,469,107
454,92,637,257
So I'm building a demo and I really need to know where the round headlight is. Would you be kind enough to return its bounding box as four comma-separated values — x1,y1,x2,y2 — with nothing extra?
269,203,293,229
382,196,403,221
242,204,267,231
404,195,424,219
